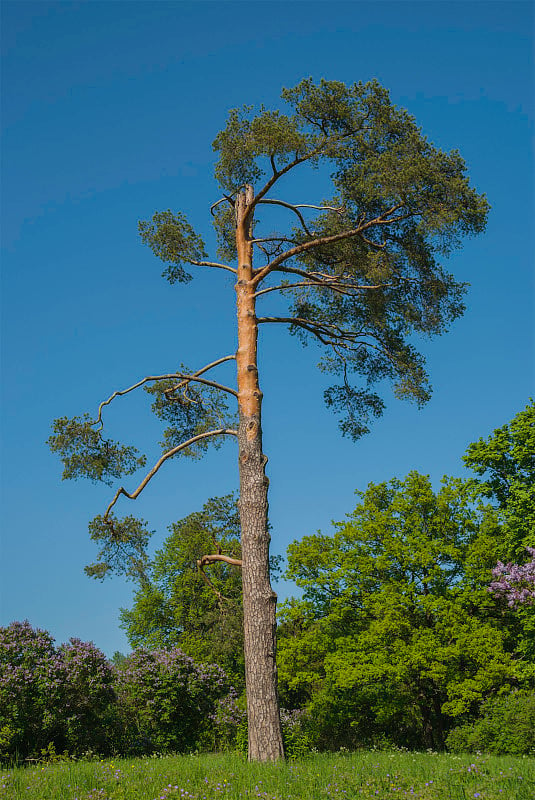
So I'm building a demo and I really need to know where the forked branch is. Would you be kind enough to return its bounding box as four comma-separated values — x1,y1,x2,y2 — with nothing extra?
95,355,237,428
253,279,390,299
245,128,358,220
251,204,407,286
256,198,345,238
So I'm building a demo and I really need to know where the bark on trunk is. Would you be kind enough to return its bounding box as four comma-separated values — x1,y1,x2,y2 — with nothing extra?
235,185,285,762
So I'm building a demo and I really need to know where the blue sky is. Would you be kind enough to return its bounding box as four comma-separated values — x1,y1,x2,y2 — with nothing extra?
1,0,533,657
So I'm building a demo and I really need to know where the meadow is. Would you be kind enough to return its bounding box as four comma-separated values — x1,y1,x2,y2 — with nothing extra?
1,751,534,800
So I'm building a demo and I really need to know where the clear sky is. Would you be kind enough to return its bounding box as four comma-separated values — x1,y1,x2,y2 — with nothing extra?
1,0,533,657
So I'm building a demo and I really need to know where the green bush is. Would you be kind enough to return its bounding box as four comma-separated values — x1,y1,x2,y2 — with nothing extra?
446,691,535,755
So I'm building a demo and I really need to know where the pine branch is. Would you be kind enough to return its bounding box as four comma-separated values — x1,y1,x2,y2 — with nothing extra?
251,204,406,286
104,428,238,518
95,355,237,429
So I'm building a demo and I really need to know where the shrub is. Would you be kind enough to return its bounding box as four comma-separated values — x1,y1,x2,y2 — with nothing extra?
207,687,246,752
0,622,117,762
115,647,230,754
0,621,63,761
446,691,535,754
58,638,117,755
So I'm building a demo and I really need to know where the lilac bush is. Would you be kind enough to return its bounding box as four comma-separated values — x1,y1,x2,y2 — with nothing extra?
489,547,535,607
58,638,117,755
114,647,231,754
1,622,238,762
0,621,59,760
0,622,117,761
208,687,247,751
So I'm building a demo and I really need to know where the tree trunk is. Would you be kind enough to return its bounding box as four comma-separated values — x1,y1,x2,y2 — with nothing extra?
235,185,285,762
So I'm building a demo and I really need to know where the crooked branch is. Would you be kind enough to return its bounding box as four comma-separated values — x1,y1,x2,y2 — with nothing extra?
210,194,236,215
165,375,238,400
258,315,395,363
95,356,237,429
104,428,238,518
198,554,243,568
197,553,242,604
256,198,344,238
96,375,184,430
245,128,358,221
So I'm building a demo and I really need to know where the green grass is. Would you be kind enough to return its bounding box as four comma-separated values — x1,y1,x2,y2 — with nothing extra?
1,751,534,800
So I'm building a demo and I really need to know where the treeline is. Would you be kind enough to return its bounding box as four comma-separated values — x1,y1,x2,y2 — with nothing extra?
2,402,533,761
123,400,535,753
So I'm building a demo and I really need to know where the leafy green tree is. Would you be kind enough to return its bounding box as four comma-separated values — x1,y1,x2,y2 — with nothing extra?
464,399,535,558
49,78,488,760
464,402,535,687
278,473,521,750
120,495,245,688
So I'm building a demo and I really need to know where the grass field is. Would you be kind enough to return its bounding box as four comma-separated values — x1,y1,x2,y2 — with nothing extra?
1,751,534,800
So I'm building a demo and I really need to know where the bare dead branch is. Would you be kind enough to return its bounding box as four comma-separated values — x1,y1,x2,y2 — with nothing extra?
198,554,243,568
186,259,237,274
196,551,242,603
210,194,236,215
104,428,238,518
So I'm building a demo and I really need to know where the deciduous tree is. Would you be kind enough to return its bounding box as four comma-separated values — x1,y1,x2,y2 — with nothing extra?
278,473,518,750
464,400,535,557
49,78,488,760
120,495,245,688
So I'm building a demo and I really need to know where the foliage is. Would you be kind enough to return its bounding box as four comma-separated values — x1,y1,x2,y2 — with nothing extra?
0,621,116,762
464,400,535,557
138,209,206,283
120,495,245,687
144,368,237,457
141,78,489,438
0,621,243,763
278,472,524,751
85,514,153,583
206,687,246,752
48,415,145,485
56,638,117,756
446,691,535,755
114,647,230,755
